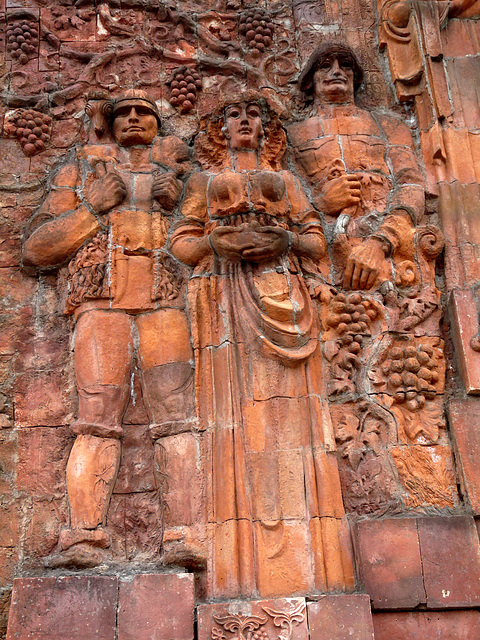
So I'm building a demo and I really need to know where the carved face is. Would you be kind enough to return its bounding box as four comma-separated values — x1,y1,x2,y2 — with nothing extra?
223,102,264,151
313,55,355,104
112,103,158,146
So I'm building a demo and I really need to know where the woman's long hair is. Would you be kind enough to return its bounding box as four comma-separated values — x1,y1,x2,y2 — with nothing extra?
194,91,287,172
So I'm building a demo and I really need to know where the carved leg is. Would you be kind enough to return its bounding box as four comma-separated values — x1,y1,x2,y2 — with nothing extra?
136,308,201,568
72,309,133,437
136,308,195,439
60,435,121,548
47,310,134,568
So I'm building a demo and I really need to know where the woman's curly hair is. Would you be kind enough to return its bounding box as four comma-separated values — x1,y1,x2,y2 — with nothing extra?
194,91,287,171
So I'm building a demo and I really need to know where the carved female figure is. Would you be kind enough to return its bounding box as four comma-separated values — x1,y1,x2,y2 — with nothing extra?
170,95,355,598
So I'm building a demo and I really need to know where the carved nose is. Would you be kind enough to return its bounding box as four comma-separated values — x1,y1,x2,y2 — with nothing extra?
128,107,139,122
329,59,342,76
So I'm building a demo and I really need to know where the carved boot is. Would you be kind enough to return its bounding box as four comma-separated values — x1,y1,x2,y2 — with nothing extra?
46,434,121,568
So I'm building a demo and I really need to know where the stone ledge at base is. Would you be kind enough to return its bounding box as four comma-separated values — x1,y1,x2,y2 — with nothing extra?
6,573,195,640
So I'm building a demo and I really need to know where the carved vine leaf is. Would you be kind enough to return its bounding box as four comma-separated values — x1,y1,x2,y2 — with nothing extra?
328,364,356,397
392,400,443,442
262,602,305,640
397,286,440,330
335,413,363,467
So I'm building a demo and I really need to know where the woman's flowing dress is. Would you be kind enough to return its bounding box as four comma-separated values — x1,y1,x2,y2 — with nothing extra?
170,167,355,598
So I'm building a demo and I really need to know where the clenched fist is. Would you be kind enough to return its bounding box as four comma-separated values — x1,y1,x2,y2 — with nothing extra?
85,163,127,215
152,172,182,211
315,174,361,216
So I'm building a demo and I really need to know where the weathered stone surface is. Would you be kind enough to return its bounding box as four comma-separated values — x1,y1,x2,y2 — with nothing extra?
354,518,426,609
418,516,480,608
117,574,194,640
448,399,480,513
16,427,72,498
373,611,480,639
307,595,374,640
6,576,117,640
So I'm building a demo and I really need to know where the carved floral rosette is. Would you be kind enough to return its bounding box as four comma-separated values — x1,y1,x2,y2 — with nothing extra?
199,600,307,640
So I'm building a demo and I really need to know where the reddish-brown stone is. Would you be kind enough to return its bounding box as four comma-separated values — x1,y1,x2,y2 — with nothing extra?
307,594,374,640
16,427,72,498
449,288,480,394
198,599,308,640
113,423,155,494
354,518,426,609
373,610,480,639
14,370,72,428
117,573,194,640
418,516,480,608
448,399,480,513
6,576,118,640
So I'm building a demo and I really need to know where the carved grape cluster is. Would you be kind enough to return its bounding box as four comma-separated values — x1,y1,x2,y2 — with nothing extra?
382,344,439,411
8,110,52,156
6,19,39,65
327,292,378,341
252,632,269,640
167,66,202,113
238,8,274,55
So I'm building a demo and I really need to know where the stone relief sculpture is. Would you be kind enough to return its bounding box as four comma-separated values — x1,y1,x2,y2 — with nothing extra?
288,43,453,515
21,89,194,567
170,95,355,598
16,38,450,582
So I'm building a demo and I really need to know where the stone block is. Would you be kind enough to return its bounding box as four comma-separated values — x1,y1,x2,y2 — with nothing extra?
117,573,194,640
16,427,72,498
354,518,425,609
6,576,118,640
448,288,480,394
307,594,374,640
373,611,480,639
448,399,480,513
418,516,480,607
198,598,308,640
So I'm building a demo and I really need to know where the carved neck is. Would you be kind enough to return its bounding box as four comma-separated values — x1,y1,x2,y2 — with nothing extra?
121,146,151,168
316,102,357,118
229,149,259,171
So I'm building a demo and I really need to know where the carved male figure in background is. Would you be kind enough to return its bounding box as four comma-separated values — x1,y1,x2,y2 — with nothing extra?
288,42,425,290
22,89,194,566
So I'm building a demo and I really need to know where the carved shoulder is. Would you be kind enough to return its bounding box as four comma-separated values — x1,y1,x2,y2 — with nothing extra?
374,112,416,149
151,135,191,175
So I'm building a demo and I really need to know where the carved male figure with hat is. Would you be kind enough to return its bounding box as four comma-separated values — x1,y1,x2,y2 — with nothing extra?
22,89,194,566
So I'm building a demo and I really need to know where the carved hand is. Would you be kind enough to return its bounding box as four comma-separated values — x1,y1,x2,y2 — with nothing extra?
343,237,387,290
241,222,290,263
152,172,183,211
317,174,361,216
85,163,127,215
209,225,254,260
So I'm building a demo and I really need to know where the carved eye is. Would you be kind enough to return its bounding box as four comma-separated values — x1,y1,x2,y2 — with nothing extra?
136,106,154,116
115,106,132,117
246,105,261,119
226,107,241,119
339,57,353,70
